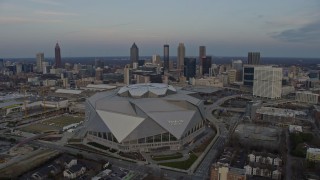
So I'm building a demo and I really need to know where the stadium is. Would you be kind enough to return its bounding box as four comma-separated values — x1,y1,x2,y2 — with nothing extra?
83,83,206,152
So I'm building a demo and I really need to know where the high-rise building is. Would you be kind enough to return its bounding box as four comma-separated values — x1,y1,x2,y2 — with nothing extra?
152,54,161,65
95,67,103,81
130,43,139,67
177,43,185,70
95,59,104,69
124,65,131,85
253,66,282,99
228,69,237,84
184,58,196,80
243,65,255,86
248,52,260,65
201,56,212,75
163,44,169,71
199,46,206,59
0,59,4,70
36,53,44,73
232,60,243,81
199,46,206,75
55,43,62,68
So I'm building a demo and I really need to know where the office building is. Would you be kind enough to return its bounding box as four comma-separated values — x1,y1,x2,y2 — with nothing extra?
199,46,206,59
95,68,103,81
55,43,62,68
201,56,212,75
124,65,131,85
248,52,260,65
36,53,44,73
0,59,3,70
130,43,139,67
163,44,169,71
152,54,161,65
83,83,206,152
95,59,104,69
177,43,185,70
184,58,196,80
295,91,319,104
228,69,237,84
243,65,255,86
253,66,282,99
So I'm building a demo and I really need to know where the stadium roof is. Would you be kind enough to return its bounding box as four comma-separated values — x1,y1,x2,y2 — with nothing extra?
118,83,176,98
86,83,205,142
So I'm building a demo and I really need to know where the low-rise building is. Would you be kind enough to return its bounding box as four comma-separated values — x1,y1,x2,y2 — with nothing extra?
255,107,306,126
296,91,319,104
211,164,246,180
306,148,320,162
63,164,86,179
191,77,223,87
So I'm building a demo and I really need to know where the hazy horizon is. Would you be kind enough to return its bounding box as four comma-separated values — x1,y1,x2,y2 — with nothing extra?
1,0,320,58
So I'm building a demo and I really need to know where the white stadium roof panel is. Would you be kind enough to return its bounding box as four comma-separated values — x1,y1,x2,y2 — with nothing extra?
147,110,196,139
128,86,148,97
133,99,185,113
96,110,145,143
117,83,176,98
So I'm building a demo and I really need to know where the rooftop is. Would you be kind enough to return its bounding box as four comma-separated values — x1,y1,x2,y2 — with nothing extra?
117,83,176,98
256,107,306,117
307,148,320,154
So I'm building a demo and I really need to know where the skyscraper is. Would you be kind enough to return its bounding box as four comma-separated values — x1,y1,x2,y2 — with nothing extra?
199,46,206,75
163,44,169,71
152,54,161,65
130,43,139,67
248,52,260,65
0,59,3,70
55,43,62,68
199,46,206,60
36,53,44,73
184,58,196,80
177,43,185,71
201,56,212,75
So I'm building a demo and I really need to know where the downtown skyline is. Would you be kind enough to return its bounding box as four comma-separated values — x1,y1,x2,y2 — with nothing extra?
0,0,320,58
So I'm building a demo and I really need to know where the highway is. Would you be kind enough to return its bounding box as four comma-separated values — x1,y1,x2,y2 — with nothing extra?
192,95,242,178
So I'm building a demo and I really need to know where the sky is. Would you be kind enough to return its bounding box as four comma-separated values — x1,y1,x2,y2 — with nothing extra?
0,0,320,58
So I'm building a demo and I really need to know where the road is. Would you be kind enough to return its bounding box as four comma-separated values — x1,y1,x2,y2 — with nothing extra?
192,95,243,178
20,94,246,179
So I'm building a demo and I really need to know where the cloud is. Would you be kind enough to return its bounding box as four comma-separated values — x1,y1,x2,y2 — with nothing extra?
0,17,62,24
271,20,320,43
29,0,61,6
35,11,79,16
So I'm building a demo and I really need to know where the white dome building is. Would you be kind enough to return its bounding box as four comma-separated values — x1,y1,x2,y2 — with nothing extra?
83,83,206,152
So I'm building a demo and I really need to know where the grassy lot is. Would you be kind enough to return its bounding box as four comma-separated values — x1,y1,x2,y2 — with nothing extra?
152,152,183,161
42,115,83,128
19,115,83,134
19,123,60,134
159,153,198,170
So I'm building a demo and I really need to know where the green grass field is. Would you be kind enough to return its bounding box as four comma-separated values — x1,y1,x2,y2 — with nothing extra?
42,115,84,128
159,153,198,170
152,152,183,161
19,123,60,134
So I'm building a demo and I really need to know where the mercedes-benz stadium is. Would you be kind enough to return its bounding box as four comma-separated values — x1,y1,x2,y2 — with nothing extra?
83,83,206,152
